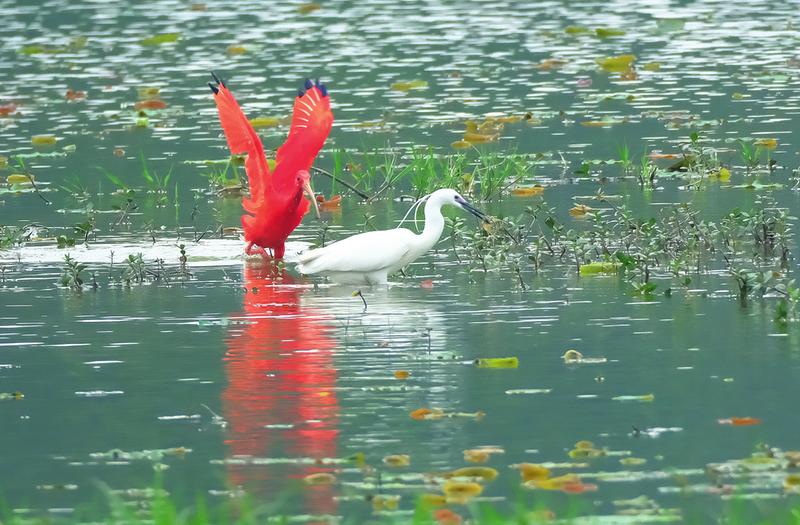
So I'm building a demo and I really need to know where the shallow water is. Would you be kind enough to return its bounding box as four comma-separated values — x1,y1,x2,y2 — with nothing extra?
2,0,800,522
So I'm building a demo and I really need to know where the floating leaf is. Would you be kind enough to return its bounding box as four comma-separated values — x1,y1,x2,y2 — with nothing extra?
390,79,428,92
569,204,593,217
612,393,655,402
7,174,32,185
562,349,583,362
0,103,15,116
304,472,336,485
475,357,518,368
31,135,57,146
451,140,472,150
538,58,567,70
140,33,181,46
525,473,582,491
595,28,625,38
138,87,161,98
511,186,544,197
518,463,550,482
718,417,761,426
316,194,342,210
596,54,636,72
383,454,410,467
755,138,778,150
65,89,86,101
449,466,498,481
420,493,447,506
643,62,661,71
393,370,410,380
463,132,498,144
410,407,445,420
372,494,400,511
249,116,281,128
620,457,648,466
564,26,590,35
580,261,621,275
135,99,167,110
297,2,321,14
712,167,731,181
0,156,7,168
463,450,489,463
227,45,247,55
442,480,482,503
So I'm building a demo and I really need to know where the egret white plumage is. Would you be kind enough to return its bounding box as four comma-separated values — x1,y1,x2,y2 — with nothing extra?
296,188,486,285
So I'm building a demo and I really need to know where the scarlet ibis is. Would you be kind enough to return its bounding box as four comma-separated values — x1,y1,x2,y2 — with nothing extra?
296,189,486,285
209,74,333,260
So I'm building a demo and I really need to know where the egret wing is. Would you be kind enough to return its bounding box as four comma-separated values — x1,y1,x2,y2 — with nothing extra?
298,230,414,274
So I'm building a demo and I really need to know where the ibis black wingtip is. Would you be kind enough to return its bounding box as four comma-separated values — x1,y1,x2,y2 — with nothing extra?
208,82,219,94
210,71,226,87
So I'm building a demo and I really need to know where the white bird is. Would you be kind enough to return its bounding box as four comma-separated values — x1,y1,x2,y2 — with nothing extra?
296,188,486,285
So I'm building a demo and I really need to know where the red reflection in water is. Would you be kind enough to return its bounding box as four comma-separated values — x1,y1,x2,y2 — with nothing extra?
223,263,338,513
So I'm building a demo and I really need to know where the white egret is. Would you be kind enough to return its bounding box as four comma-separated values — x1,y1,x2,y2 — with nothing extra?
296,188,486,285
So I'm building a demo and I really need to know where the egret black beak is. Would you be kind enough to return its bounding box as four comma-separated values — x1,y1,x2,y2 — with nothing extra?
303,179,321,219
459,199,487,221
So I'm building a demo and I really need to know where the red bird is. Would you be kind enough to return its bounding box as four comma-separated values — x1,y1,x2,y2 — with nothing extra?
209,74,333,260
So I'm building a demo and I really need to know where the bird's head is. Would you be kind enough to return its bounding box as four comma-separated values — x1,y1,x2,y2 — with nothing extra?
432,188,487,221
297,170,321,219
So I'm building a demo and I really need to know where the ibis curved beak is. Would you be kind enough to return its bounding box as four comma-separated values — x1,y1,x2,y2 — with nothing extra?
303,178,321,219
458,199,487,221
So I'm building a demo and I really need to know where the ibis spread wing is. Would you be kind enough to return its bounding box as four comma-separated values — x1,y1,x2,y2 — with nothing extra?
209,76,271,214
273,80,333,185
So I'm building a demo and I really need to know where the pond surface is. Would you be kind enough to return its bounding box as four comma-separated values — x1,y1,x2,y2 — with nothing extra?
1,0,800,523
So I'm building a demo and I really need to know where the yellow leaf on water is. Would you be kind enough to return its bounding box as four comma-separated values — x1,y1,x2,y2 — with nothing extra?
304,472,336,485
383,454,410,467
595,28,625,38
463,449,490,463
714,167,731,181
565,26,590,35
755,138,778,150
526,473,581,490
0,156,7,168
138,87,161,98
420,493,447,506
31,135,57,146
612,393,655,402
518,463,550,482
449,466,498,481
390,79,428,92
643,62,661,71
562,349,583,362
538,58,568,70
475,357,518,368
248,116,281,128
579,261,621,275
372,494,400,511
451,140,472,150
442,480,482,504
227,45,247,55
140,33,180,46
297,2,321,14
620,457,648,466
7,174,32,185
569,204,593,216
511,186,544,197
393,370,410,380
463,132,498,144
596,54,636,72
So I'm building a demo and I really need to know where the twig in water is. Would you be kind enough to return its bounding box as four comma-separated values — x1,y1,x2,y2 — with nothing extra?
311,166,371,201
352,289,367,311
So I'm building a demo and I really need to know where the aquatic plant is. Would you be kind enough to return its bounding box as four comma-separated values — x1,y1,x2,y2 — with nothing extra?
60,254,86,291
